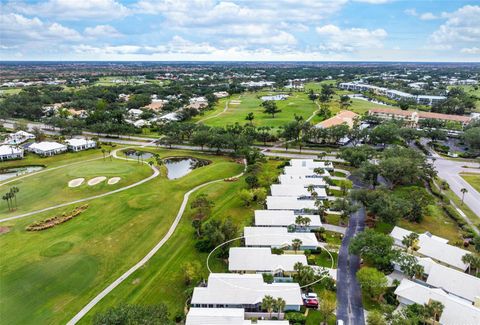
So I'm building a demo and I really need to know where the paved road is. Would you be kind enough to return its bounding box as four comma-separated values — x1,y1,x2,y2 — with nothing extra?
66,160,247,325
433,157,480,219
336,204,366,325
0,148,159,223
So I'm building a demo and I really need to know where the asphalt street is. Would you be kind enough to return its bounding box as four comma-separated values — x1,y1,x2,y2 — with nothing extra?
336,204,366,325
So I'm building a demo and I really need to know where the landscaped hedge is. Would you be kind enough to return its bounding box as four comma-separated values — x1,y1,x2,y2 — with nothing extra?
26,205,88,231
442,204,466,227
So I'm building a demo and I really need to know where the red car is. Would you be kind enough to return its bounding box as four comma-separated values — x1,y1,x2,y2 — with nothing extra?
304,298,319,308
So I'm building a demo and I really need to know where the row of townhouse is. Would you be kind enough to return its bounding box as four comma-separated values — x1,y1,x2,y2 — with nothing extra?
0,137,96,160
368,107,472,127
390,226,480,324
186,159,335,324
338,82,446,106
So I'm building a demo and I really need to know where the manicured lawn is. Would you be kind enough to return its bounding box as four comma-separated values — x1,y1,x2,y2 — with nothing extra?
196,91,317,131
0,158,152,216
324,213,341,226
314,250,338,268
78,158,283,323
0,148,245,324
460,173,480,193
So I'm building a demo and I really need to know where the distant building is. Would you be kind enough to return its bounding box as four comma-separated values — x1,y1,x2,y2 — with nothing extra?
65,138,96,152
316,110,359,129
144,99,168,111
254,210,322,230
128,108,143,119
368,108,471,126
185,308,288,325
213,91,229,98
188,96,209,109
3,131,35,145
0,145,24,161
244,226,319,249
118,93,130,101
27,142,67,156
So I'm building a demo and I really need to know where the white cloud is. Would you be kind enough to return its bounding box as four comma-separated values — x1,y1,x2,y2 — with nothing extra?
84,25,122,38
353,0,392,3
0,13,82,46
316,24,387,52
7,0,129,20
429,5,480,45
404,8,417,16
419,12,439,20
461,47,480,54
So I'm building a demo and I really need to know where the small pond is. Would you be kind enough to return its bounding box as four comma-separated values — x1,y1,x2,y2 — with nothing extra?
164,157,210,179
261,94,289,101
124,150,153,160
0,166,45,181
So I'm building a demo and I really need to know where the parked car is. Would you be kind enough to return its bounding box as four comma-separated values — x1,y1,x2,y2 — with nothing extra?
302,292,318,308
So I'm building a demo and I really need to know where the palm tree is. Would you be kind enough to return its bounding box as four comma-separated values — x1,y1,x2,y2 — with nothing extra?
295,215,304,230
10,186,19,209
2,194,11,211
303,216,311,228
402,233,419,251
261,295,275,319
317,152,326,161
135,151,141,164
426,300,444,324
274,297,286,319
101,149,106,160
460,188,468,204
291,238,302,254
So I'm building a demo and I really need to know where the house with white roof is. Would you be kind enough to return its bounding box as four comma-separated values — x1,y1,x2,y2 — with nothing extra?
191,273,303,311
266,196,317,212
0,145,24,161
244,227,319,249
278,174,326,188
390,226,470,271
394,279,480,325
128,108,143,119
254,210,322,230
289,159,334,171
186,308,288,325
283,166,329,177
213,91,229,98
228,247,307,275
27,142,67,156
270,184,327,199
401,257,480,304
3,130,35,145
65,138,96,152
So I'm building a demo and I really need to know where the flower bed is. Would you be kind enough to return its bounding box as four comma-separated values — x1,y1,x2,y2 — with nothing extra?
26,205,88,231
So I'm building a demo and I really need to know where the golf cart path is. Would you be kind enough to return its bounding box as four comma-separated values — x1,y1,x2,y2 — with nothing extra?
196,98,232,124
0,148,159,223
66,159,247,325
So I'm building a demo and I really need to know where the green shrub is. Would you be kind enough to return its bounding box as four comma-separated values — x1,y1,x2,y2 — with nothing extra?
285,311,306,324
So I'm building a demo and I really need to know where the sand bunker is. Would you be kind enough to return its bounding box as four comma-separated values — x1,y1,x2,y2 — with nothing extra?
229,100,241,105
107,177,121,185
68,178,85,188
87,176,106,186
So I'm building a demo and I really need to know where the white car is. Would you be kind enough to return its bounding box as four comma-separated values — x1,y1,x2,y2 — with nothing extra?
301,292,318,300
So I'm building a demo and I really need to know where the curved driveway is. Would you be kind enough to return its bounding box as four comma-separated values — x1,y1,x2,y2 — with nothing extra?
67,160,247,324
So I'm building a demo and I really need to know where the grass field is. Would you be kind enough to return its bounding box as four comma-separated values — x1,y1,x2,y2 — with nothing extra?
0,158,152,216
194,91,317,131
0,148,245,324
460,173,480,193
449,85,480,111
78,158,283,323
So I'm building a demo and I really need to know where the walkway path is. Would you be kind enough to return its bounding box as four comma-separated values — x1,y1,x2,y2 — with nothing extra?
0,148,159,223
196,99,231,124
67,160,247,324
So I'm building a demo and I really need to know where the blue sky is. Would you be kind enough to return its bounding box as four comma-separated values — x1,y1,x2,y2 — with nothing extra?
1,0,479,61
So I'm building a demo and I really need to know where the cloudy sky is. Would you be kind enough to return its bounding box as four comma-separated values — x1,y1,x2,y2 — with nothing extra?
1,0,479,61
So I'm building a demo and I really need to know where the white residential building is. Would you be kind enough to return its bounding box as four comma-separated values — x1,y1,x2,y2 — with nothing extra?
0,145,24,161
213,91,229,98
289,159,334,171
27,142,67,156
254,210,322,230
282,166,327,177
128,108,143,119
191,273,303,311
394,279,480,325
65,138,96,152
228,247,307,275
3,131,35,145
390,226,470,271
278,174,326,187
270,184,327,199
185,308,288,325
417,257,480,303
266,196,317,212
244,227,319,249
